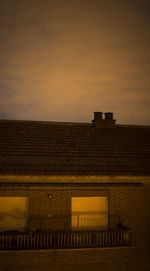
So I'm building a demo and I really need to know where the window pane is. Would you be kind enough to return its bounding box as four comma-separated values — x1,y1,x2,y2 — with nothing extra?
71,197,108,230
0,197,27,231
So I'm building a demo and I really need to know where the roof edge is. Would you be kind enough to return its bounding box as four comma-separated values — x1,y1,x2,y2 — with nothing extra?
0,119,150,128
0,175,149,184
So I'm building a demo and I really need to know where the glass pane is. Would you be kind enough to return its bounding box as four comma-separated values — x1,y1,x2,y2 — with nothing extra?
71,197,108,230
72,197,107,212
0,197,27,231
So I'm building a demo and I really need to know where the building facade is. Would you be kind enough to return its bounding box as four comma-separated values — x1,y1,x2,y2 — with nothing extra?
0,112,150,271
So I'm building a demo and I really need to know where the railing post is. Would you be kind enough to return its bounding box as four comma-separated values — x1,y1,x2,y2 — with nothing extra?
0,229,131,250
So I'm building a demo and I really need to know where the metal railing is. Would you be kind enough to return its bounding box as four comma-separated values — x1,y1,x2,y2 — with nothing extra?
72,211,108,230
0,230,131,250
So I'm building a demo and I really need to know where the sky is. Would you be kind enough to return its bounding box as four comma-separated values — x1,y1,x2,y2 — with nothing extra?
0,0,150,125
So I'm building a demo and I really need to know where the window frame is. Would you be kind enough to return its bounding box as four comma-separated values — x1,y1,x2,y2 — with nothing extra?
0,196,28,232
71,195,108,231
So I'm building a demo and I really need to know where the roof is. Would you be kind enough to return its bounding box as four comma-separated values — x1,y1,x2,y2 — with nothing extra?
0,119,150,176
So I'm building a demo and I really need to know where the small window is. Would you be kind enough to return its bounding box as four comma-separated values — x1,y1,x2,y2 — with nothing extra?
71,197,108,230
0,197,28,232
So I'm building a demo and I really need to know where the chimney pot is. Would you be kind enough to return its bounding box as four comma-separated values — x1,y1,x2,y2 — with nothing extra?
92,111,116,128
94,112,103,120
104,112,113,120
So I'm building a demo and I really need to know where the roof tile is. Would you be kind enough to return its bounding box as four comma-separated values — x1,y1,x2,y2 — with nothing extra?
0,119,150,176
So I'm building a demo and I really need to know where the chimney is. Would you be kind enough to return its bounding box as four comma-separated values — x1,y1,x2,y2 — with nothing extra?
92,112,116,128
94,112,103,120
104,112,113,120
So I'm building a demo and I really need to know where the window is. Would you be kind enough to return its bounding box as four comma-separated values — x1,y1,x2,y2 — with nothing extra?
0,197,28,231
71,197,108,230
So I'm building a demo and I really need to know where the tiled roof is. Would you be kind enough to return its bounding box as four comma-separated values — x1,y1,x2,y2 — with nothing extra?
0,119,150,176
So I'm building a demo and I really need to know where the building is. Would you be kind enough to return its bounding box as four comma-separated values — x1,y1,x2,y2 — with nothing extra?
0,112,150,271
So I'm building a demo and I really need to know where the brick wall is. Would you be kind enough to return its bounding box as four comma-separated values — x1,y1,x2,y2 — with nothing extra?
0,179,150,271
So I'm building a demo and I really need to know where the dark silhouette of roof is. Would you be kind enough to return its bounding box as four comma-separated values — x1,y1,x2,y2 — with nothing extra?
0,119,150,176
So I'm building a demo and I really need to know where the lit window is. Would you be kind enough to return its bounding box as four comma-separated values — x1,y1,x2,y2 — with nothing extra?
0,197,28,231
71,197,108,230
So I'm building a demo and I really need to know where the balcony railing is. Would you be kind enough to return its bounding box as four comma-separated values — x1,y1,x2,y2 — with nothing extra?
0,230,131,250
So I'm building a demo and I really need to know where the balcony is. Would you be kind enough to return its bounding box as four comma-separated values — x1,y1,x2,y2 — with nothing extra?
0,213,131,250
0,229,131,250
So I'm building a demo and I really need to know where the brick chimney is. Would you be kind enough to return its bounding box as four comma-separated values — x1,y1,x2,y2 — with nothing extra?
92,112,116,128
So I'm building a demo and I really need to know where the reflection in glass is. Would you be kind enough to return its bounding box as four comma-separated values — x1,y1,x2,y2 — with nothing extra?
71,197,108,230
0,197,27,231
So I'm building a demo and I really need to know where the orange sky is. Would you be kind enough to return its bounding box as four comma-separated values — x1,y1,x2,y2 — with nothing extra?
0,0,150,125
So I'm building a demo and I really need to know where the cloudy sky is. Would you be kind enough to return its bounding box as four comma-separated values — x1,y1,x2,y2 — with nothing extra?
0,0,150,125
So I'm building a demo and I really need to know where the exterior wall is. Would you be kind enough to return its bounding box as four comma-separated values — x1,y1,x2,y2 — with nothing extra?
0,248,135,271
0,178,150,271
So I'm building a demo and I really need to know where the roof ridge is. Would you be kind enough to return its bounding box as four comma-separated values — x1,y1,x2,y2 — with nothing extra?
0,119,91,126
0,119,150,128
